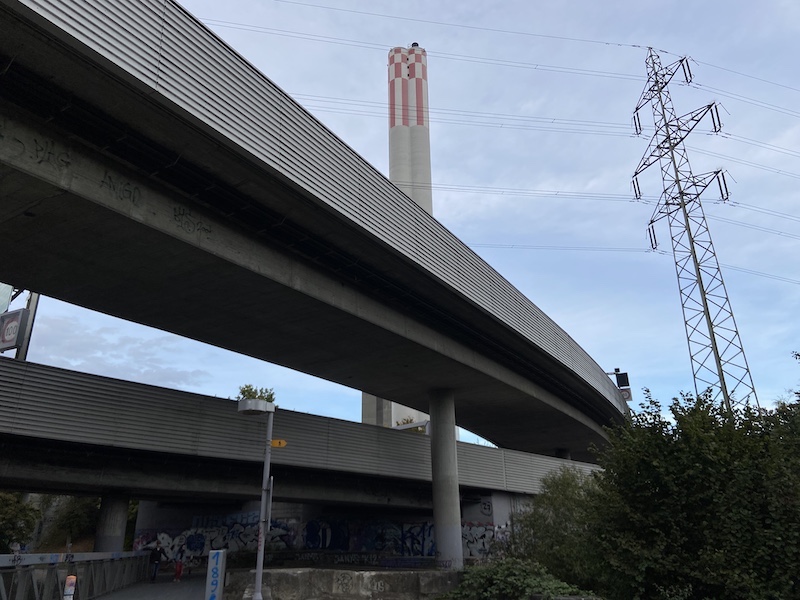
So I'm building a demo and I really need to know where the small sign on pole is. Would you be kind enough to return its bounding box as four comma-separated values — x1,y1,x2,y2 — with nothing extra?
0,308,29,351
205,549,227,600
270,440,287,448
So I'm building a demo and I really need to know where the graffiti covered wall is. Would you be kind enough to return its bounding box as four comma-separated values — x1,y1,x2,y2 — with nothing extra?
134,511,497,560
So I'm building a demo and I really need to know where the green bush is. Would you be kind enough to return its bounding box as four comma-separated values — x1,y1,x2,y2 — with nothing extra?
440,557,589,600
504,467,601,592
592,393,800,600
0,492,40,552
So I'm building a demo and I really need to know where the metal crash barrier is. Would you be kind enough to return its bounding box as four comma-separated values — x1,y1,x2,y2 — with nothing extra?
0,552,148,600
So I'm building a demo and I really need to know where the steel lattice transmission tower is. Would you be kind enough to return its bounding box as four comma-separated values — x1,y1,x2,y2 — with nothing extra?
632,48,758,414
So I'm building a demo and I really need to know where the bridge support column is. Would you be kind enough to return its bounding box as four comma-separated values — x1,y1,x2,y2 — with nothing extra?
94,495,130,552
429,389,463,571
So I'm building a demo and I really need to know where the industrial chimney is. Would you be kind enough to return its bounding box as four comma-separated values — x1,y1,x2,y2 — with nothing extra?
362,43,433,428
387,43,432,213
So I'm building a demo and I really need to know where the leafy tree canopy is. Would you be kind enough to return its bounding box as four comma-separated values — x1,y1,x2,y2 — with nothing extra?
235,384,275,403
505,384,800,600
593,392,800,600
504,467,600,592
0,492,40,553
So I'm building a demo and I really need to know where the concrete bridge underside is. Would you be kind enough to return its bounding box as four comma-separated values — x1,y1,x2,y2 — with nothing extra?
0,1,623,463
0,433,437,511
0,359,596,509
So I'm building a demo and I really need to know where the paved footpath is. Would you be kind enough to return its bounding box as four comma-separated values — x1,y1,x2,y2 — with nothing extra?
100,571,207,600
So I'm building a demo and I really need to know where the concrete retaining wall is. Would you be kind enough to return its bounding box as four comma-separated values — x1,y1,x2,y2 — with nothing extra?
229,568,461,600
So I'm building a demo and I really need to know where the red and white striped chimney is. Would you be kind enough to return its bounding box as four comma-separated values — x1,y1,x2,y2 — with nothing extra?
363,44,435,430
388,43,432,214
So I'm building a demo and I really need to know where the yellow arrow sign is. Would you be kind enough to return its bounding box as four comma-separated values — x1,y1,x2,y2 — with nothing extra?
271,439,287,448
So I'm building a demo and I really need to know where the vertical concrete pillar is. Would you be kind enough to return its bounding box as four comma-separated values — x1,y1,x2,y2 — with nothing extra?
94,495,130,552
429,389,463,570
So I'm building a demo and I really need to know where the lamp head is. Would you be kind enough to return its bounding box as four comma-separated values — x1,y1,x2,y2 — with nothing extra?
238,399,275,415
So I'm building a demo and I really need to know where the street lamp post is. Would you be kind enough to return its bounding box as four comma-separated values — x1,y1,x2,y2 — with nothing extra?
238,398,276,600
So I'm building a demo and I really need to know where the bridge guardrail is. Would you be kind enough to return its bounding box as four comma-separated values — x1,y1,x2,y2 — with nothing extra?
0,552,147,600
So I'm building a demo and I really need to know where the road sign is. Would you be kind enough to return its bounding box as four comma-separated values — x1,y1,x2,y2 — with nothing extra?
270,439,287,448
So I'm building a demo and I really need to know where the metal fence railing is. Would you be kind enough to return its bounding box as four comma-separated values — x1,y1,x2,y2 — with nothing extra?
0,552,148,600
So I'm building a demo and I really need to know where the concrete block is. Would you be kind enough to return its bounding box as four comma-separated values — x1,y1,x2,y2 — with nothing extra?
267,568,314,600
233,567,463,600
419,570,461,596
361,570,419,599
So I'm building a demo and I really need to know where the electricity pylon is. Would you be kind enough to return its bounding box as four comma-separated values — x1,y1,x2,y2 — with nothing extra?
632,48,758,415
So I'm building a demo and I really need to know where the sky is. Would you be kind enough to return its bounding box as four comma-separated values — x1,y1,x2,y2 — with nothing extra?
4,0,800,437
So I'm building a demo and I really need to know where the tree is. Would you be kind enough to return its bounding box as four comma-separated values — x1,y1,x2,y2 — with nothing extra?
483,373,800,600
591,392,800,600
504,467,601,591
42,496,101,549
0,492,40,553
235,384,275,403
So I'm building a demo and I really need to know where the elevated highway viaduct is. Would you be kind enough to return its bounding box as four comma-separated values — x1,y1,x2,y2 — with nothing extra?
0,0,626,566
0,360,598,552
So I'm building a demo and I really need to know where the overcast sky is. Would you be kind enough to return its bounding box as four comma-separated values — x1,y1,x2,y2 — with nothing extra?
4,0,799,436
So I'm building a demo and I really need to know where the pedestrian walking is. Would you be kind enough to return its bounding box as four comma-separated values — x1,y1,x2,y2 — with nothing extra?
148,541,169,582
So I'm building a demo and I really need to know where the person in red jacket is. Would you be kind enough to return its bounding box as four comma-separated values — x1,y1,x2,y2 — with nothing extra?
173,545,187,582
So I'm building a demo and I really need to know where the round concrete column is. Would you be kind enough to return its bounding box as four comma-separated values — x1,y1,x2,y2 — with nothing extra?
94,495,130,552
428,389,463,570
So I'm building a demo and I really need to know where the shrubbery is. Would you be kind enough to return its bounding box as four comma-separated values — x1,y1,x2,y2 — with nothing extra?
440,557,589,600
495,392,800,600
592,394,800,600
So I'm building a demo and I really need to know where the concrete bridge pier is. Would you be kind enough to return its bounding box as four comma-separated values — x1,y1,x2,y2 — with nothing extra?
94,495,130,552
428,389,463,571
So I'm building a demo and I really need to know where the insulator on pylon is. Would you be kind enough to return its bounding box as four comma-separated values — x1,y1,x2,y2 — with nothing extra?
710,104,723,133
717,171,730,201
632,177,642,200
681,58,693,84
633,111,643,136
647,222,658,250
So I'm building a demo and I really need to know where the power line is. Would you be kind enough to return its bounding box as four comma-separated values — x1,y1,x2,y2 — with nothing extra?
430,51,642,81
721,133,800,160
468,244,800,285
269,2,796,97
471,243,647,253
388,180,799,233
273,0,647,50
302,103,638,137
729,200,800,223
295,92,800,169
687,146,800,180
690,83,800,119
202,19,644,82
706,214,800,241
693,59,800,95
200,20,386,50
296,101,800,174
386,181,800,241
202,18,800,122
294,93,634,129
